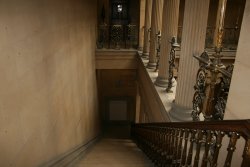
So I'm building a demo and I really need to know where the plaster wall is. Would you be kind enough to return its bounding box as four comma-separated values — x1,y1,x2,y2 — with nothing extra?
0,0,100,166
222,1,249,166
225,0,250,120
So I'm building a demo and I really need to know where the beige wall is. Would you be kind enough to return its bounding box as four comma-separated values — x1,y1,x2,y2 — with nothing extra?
225,0,250,120
0,0,100,166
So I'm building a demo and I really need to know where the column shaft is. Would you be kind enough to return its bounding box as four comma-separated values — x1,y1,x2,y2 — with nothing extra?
138,0,146,51
147,0,164,68
155,0,180,87
170,0,210,121
225,0,250,119
142,0,153,56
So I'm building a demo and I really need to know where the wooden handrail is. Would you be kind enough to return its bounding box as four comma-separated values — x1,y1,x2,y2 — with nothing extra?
132,119,250,167
134,120,250,138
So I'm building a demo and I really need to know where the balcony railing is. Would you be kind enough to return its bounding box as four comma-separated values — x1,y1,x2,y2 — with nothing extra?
192,51,234,121
177,26,240,50
132,120,250,167
97,24,138,49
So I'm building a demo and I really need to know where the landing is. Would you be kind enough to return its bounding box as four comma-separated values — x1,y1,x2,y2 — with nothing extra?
74,138,154,167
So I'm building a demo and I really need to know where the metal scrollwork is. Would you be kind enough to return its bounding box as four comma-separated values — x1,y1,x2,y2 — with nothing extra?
214,64,234,120
196,68,207,91
192,92,203,121
214,96,226,120
192,51,234,121
111,25,123,49
155,31,161,72
127,24,137,48
148,27,151,44
166,37,180,93
192,66,207,121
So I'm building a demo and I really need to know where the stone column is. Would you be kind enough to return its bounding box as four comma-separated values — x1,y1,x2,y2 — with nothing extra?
169,0,210,122
138,0,146,51
147,0,164,68
155,0,180,87
142,0,153,57
223,3,250,164
225,0,250,120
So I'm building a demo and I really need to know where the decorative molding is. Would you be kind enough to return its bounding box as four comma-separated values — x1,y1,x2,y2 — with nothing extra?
95,50,138,69
39,136,100,167
154,76,168,87
146,62,157,69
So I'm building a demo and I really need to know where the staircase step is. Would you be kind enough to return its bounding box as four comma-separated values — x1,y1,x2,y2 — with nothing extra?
74,138,154,167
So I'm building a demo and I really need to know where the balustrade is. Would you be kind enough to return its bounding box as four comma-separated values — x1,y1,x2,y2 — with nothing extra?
132,120,250,167
177,26,240,50
97,24,138,49
192,51,233,121
155,32,161,72
142,27,151,58
166,37,180,93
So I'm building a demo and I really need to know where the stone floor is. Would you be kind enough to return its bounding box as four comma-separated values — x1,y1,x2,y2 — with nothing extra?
74,138,154,167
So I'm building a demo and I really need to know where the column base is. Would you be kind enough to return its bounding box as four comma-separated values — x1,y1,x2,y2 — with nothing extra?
169,103,193,122
154,76,168,87
138,46,143,51
146,62,157,69
141,52,149,59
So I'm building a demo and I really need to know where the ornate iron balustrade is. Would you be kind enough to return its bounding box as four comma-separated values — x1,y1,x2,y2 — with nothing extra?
97,24,138,49
110,25,123,49
132,120,250,167
166,37,180,93
127,24,137,48
177,26,240,50
192,51,233,121
155,31,161,72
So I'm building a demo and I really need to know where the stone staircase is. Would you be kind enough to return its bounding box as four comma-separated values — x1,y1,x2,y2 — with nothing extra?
74,138,154,167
